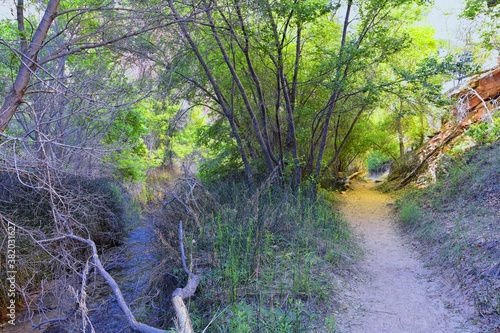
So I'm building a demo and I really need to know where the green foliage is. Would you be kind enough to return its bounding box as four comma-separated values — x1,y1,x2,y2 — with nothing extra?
398,201,423,226
462,0,500,50
465,119,500,144
154,180,354,332
214,299,314,333
449,113,500,156
105,107,149,181
272,0,336,23
0,20,22,83
367,151,392,173
218,301,255,333
103,98,207,182
170,106,207,161
462,0,500,19
165,0,442,183
196,119,244,182
463,0,487,18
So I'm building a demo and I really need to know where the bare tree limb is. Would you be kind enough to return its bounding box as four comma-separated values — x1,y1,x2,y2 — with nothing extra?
171,221,199,333
64,234,167,333
0,0,60,132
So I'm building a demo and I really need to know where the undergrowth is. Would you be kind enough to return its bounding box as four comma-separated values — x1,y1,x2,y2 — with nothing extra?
0,172,136,325
395,142,500,332
152,178,355,332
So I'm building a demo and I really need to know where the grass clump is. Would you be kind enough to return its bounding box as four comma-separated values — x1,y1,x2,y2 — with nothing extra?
395,142,500,332
398,200,423,227
153,178,354,332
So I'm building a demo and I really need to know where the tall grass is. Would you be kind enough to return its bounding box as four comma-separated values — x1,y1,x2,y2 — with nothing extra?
201,183,352,332
153,179,354,332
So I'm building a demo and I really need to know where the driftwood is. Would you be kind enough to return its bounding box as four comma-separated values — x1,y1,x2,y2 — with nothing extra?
172,221,200,333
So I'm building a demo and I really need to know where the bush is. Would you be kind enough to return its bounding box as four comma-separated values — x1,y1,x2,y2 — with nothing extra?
465,118,500,145
398,201,423,226
0,172,128,247
367,151,392,173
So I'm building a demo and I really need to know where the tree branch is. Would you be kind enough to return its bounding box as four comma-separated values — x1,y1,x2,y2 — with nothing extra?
171,220,199,333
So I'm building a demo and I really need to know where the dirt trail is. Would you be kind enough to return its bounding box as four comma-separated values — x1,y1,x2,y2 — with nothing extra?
335,180,478,333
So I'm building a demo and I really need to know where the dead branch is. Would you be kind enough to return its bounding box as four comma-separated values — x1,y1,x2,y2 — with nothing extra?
64,234,167,333
171,221,200,333
466,87,495,123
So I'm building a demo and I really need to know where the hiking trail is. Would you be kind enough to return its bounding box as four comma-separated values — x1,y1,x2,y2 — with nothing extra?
334,180,479,333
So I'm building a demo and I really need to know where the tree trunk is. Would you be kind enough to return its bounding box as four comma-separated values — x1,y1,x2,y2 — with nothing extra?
0,0,60,132
313,0,353,181
397,116,405,160
167,0,255,188
264,0,301,188
232,2,281,172
205,5,275,174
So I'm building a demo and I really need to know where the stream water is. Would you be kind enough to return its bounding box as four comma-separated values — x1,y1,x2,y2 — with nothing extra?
2,219,159,333
90,219,159,333
367,163,391,181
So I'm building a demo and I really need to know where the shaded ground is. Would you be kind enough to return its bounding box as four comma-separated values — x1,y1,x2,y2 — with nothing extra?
334,180,479,333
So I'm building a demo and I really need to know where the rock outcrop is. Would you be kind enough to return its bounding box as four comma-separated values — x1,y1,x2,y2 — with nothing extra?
395,64,500,188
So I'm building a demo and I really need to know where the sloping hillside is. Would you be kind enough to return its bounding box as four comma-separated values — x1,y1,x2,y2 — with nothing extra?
397,141,500,332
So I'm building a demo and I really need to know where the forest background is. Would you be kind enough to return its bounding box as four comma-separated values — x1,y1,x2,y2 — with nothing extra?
0,0,499,332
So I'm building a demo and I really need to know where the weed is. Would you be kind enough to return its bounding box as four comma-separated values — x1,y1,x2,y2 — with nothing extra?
325,314,337,332
153,178,355,332
398,202,422,227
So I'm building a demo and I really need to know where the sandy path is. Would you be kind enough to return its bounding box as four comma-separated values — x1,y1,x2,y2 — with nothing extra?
335,181,477,333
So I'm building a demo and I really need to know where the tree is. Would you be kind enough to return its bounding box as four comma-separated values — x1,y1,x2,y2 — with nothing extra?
1,0,453,328
0,1,192,331
462,0,500,50
164,0,437,193
370,24,441,162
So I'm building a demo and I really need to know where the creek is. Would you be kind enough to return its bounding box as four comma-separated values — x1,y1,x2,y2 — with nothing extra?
90,218,159,333
2,219,159,333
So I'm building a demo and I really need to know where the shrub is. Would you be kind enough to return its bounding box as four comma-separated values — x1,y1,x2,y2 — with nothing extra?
399,202,423,226
367,151,392,173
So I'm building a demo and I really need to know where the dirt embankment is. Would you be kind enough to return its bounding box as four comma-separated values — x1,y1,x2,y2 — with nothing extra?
334,181,479,333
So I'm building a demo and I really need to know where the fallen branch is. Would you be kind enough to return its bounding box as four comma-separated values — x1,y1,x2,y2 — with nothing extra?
172,221,200,333
347,171,362,180
65,234,167,333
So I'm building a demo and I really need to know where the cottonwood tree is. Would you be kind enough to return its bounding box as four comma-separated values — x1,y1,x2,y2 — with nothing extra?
163,0,437,193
